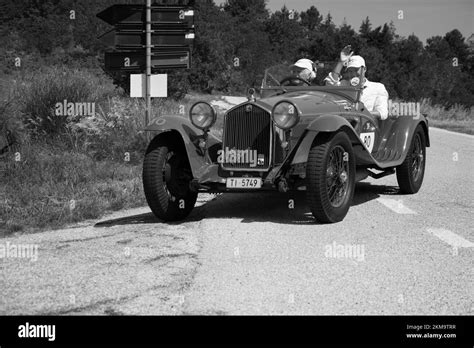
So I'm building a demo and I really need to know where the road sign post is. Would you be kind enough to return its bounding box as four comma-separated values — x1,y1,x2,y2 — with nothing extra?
146,0,152,128
97,1,195,127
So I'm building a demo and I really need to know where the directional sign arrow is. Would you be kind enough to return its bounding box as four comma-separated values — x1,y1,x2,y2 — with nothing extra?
98,28,194,49
104,48,191,71
97,5,194,27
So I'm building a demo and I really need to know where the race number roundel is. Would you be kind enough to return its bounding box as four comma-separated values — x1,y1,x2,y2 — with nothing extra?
359,132,375,152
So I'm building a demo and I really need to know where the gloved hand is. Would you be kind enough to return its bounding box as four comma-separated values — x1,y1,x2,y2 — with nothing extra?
340,45,354,66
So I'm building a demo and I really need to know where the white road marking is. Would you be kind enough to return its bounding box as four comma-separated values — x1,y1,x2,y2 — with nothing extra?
427,228,474,248
376,198,418,214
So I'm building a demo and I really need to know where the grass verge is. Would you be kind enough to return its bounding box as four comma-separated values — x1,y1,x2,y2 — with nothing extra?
421,99,474,135
0,139,146,237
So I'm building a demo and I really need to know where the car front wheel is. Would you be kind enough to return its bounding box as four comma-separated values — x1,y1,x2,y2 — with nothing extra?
143,138,197,221
306,132,356,223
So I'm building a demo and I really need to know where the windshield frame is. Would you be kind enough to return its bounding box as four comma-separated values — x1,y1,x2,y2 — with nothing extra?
259,63,365,102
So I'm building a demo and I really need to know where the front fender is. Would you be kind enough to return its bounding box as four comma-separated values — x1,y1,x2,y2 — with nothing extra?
291,114,360,164
307,114,356,133
145,114,200,134
145,115,221,178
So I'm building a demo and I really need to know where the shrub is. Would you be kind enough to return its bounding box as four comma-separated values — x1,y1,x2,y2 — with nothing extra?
0,93,28,157
420,98,473,122
14,66,115,135
66,96,181,163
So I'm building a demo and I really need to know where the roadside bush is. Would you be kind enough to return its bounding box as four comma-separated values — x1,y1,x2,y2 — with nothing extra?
66,96,182,163
0,93,28,156
14,66,115,135
420,98,473,122
66,96,147,163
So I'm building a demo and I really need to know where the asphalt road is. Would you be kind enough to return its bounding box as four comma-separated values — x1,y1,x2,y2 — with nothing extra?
0,127,472,315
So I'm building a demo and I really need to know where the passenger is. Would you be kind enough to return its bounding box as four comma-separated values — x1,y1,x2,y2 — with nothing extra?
325,46,389,120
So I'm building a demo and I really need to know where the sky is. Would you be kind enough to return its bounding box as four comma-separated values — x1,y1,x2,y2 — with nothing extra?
214,0,474,44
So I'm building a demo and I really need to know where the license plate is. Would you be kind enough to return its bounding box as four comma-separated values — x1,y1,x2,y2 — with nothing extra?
226,177,262,189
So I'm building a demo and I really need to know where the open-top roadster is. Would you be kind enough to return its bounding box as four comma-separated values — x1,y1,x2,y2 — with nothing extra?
142,64,429,223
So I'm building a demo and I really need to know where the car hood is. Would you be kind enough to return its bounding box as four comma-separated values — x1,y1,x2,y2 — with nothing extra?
255,90,350,116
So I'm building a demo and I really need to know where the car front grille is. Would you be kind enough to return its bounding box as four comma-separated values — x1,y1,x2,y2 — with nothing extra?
222,104,272,171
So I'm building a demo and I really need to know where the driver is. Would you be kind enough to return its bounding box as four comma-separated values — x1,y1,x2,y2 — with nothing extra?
290,58,317,85
325,47,389,120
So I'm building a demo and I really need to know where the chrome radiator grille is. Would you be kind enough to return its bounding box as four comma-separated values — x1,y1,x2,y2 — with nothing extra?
222,104,272,170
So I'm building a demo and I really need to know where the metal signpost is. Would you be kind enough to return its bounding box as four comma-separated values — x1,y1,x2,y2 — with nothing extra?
146,0,151,126
97,1,195,127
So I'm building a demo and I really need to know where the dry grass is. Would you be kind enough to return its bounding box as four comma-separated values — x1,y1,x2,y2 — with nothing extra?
0,68,185,236
420,98,474,135
0,140,146,236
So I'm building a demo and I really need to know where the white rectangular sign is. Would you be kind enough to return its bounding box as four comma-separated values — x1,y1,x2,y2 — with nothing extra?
130,74,167,98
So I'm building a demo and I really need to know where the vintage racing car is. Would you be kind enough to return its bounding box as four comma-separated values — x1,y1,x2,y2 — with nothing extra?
142,64,429,223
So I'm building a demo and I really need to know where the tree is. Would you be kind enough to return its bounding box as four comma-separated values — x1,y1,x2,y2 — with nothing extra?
265,6,305,62
426,36,452,59
359,17,371,39
189,0,234,92
300,5,322,31
335,21,359,52
444,29,469,62
224,0,268,21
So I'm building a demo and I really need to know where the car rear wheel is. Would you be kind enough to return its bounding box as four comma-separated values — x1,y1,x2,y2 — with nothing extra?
306,132,356,223
143,139,197,221
396,125,426,194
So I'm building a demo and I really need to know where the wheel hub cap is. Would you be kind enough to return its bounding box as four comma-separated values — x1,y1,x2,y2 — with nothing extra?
339,171,348,183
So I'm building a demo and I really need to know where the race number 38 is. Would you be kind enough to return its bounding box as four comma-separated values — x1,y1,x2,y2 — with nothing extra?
359,132,375,152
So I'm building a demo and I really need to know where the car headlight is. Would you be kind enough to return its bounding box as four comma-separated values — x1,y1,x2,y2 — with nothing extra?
189,102,217,130
272,101,299,130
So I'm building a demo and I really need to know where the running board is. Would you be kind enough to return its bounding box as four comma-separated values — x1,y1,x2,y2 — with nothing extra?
367,168,395,179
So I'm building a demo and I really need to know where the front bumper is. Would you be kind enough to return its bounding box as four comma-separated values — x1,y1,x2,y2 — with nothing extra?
190,162,306,193
191,164,279,193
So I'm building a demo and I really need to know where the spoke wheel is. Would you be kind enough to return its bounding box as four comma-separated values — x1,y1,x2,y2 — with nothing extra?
396,125,426,194
411,134,423,182
306,132,356,223
326,145,350,208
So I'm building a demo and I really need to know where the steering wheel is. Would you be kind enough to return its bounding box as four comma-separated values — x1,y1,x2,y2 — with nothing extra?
279,76,311,86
